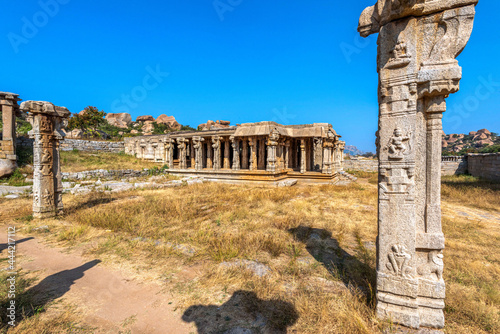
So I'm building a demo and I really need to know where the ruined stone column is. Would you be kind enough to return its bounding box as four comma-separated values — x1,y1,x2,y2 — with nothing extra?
231,136,240,171
322,130,336,175
193,136,204,171
242,139,249,169
313,138,323,172
358,0,477,329
21,101,69,219
223,138,231,169
300,139,306,174
0,93,22,161
212,136,221,171
339,141,345,172
266,129,279,172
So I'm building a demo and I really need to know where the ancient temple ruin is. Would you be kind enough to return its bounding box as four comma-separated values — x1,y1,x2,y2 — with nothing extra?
358,0,478,329
125,122,345,184
0,92,22,176
21,101,70,218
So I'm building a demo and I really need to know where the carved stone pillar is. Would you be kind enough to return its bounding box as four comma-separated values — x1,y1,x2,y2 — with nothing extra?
358,0,477,329
177,138,187,169
223,138,231,169
212,136,221,171
206,139,213,169
258,138,266,170
191,139,196,168
266,129,279,172
339,141,345,171
300,139,306,174
231,136,240,171
248,137,257,171
284,140,290,170
22,101,69,219
165,138,174,169
322,130,336,175
193,136,205,171
313,138,323,172
242,139,249,169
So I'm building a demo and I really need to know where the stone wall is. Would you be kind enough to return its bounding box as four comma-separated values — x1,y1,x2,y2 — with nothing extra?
441,156,468,176
17,137,125,153
345,157,469,176
343,159,378,172
62,169,150,180
467,153,500,181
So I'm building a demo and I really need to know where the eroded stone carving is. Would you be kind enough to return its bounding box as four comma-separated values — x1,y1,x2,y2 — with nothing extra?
358,0,477,329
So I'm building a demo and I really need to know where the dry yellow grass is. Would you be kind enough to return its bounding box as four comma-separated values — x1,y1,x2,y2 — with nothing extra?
1,175,499,333
60,150,160,173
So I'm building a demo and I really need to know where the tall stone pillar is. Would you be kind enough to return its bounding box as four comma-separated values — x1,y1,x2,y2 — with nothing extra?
300,139,306,174
266,129,279,172
339,141,345,172
223,138,231,169
241,139,249,169
21,101,69,219
193,136,204,171
231,136,240,171
0,93,22,161
358,0,477,329
212,136,221,171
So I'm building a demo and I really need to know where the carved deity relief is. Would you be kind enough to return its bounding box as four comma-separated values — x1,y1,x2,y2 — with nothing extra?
387,244,414,279
41,148,52,164
42,189,54,207
386,38,412,69
385,127,411,160
417,250,444,281
40,116,53,132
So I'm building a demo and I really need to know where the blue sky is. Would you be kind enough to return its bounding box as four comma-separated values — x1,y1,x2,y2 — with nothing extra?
1,0,498,152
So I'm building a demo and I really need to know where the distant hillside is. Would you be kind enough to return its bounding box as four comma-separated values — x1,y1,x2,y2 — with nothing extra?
442,129,500,155
345,145,364,156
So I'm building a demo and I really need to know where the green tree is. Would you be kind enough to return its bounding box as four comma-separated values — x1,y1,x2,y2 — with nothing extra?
68,106,107,138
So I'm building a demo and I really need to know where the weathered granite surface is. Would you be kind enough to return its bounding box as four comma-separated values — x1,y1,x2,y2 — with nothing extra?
358,0,478,329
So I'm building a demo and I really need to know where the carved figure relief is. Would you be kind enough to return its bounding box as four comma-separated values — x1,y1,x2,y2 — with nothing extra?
267,128,280,146
386,38,412,69
41,149,52,164
417,250,444,281
43,189,54,207
385,128,410,160
387,244,414,279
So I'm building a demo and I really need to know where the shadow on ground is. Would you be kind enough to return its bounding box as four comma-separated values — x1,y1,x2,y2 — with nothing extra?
289,226,376,303
0,259,101,326
0,237,34,253
182,290,298,334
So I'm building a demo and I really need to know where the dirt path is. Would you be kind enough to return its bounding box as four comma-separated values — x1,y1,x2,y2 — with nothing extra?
0,231,194,334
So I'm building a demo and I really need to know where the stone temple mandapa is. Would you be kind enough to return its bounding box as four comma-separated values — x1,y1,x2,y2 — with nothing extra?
124,122,346,184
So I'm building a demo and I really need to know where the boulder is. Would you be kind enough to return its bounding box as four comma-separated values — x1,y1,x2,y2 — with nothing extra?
106,113,132,129
130,129,139,134
142,121,155,134
156,114,181,130
136,115,155,122
469,131,477,136
0,159,17,178
68,129,84,139
477,129,491,135
198,120,231,131
441,140,448,148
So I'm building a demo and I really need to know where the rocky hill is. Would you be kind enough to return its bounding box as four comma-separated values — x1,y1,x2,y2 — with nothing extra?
344,145,364,156
442,129,499,155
